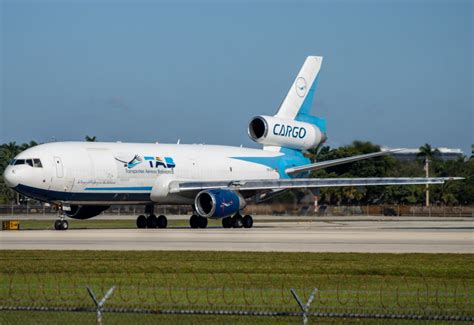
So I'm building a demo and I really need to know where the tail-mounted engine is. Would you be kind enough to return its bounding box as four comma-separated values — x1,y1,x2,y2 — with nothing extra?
248,115,325,150
195,189,246,218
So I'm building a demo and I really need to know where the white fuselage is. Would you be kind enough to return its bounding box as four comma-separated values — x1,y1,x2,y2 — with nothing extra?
3,141,300,205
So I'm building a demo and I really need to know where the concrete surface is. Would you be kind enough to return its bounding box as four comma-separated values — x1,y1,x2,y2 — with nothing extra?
1,218,472,253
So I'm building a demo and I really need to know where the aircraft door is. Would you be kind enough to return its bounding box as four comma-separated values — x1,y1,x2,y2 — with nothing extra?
54,157,64,178
49,156,74,193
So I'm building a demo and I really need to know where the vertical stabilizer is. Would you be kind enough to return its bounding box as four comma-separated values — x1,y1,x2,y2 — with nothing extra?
275,56,323,120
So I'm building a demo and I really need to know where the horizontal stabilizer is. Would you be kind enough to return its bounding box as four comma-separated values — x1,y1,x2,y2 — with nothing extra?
286,149,403,175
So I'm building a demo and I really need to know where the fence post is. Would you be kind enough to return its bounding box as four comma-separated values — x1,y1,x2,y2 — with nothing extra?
87,286,115,325
291,288,318,325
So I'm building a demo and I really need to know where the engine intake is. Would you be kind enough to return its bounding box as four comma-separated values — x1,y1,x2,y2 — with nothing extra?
248,115,325,150
195,190,246,218
65,205,110,220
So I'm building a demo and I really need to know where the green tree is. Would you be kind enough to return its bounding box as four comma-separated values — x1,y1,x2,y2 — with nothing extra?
0,141,39,203
0,142,20,166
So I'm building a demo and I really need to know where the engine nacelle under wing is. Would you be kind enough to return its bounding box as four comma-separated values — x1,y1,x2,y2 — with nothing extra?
195,189,246,218
248,115,325,150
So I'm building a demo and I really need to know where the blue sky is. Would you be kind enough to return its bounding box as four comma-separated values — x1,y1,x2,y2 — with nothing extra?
1,0,472,155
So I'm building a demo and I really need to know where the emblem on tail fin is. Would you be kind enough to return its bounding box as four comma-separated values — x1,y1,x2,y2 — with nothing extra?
295,77,307,97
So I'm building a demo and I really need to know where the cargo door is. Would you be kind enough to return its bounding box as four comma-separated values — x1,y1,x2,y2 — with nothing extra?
87,148,117,180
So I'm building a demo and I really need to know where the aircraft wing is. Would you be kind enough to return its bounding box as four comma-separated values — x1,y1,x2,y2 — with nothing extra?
285,149,402,175
169,177,463,194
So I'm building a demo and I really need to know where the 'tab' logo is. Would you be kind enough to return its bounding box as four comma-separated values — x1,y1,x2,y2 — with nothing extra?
115,155,176,169
272,123,307,139
144,156,176,169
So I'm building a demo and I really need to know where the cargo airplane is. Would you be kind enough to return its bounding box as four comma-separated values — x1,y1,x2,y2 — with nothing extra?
3,56,461,230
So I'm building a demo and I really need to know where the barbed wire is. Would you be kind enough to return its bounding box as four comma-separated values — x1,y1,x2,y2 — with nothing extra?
1,269,473,320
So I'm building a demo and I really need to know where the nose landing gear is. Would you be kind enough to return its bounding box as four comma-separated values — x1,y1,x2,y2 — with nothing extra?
54,219,68,230
53,205,69,230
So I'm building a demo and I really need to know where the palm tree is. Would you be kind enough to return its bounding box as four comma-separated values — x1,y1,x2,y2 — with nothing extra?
0,142,20,164
417,144,440,207
417,143,440,161
85,135,97,142
19,141,38,152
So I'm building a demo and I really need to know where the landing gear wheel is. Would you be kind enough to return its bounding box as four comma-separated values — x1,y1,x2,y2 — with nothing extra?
157,215,168,228
54,219,68,230
190,215,199,229
147,214,158,228
222,217,233,228
243,215,253,228
232,214,243,228
198,216,208,228
136,215,147,229
60,220,69,230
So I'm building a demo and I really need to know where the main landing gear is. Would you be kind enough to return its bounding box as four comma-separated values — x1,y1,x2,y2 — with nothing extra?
222,214,253,229
136,214,168,229
136,205,167,229
189,214,208,229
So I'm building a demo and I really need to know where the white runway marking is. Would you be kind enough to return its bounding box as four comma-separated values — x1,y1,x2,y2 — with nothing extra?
1,219,473,253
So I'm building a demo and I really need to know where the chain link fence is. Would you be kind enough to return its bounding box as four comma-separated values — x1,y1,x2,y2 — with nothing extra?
0,203,473,218
1,269,473,323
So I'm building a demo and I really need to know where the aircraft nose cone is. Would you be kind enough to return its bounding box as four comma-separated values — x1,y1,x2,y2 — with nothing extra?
3,166,19,188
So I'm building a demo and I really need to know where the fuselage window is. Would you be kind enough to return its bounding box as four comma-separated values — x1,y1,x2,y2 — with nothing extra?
26,159,34,167
33,159,43,168
14,159,25,165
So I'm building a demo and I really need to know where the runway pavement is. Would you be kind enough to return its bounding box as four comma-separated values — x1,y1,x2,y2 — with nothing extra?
1,217,473,253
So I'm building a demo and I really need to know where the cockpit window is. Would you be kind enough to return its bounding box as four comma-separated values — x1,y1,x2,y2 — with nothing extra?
13,158,43,168
9,159,16,165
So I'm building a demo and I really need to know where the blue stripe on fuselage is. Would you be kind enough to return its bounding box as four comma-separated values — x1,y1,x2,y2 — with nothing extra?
84,186,153,191
13,184,152,203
